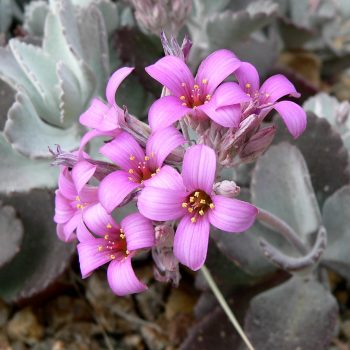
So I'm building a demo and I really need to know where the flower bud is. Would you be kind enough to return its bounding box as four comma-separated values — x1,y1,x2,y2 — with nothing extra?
214,180,240,198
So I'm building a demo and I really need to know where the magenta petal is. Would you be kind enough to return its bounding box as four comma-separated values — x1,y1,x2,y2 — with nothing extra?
138,186,186,221
72,160,97,194
144,165,186,191
79,186,99,203
199,101,241,128
58,168,76,200
107,257,147,296
106,67,134,106
62,212,81,239
145,56,195,97
146,126,185,168
57,223,75,242
54,191,74,223
77,238,112,278
211,82,251,107
83,203,119,236
121,213,155,251
182,144,216,193
195,49,241,94
234,62,260,93
173,215,210,271
100,131,145,170
208,195,258,232
260,74,300,103
148,96,191,131
273,101,307,139
76,219,94,241
79,98,113,131
99,171,139,213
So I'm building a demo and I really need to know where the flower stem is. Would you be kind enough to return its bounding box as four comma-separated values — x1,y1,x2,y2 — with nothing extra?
201,265,255,350
257,208,308,255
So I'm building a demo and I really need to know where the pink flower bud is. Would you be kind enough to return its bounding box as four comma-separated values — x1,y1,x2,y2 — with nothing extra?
213,180,240,198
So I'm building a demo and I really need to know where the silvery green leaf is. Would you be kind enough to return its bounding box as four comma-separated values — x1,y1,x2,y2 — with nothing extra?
244,276,338,350
0,133,58,194
0,203,23,268
9,39,61,126
206,1,278,47
93,0,120,34
57,61,82,127
251,143,322,241
4,91,80,158
76,4,109,97
23,0,49,36
322,186,350,281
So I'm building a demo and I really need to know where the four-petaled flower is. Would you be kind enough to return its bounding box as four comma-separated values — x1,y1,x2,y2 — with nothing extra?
77,203,155,296
146,49,250,130
98,127,185,213
235,62,307,138
138,144,258,270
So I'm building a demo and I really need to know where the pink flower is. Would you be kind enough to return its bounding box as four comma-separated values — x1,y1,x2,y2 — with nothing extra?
235,62,307,138
146,49,250,130
54,162,98,242
138,144,258,270
79,67,134,149
77,203,155,296
98,127,185,213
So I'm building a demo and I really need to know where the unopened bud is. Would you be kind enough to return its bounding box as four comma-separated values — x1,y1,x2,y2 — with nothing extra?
161,32,192,62
214,180,240,198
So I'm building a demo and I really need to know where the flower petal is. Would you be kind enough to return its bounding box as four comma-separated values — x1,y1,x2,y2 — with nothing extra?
182,144,216,193
100,131,145,170
144,165,186,191
83,203,119,236
77,238,112,278
72,160,97,194
79,186,99,203
146,126,185,168
138,186,186,221
273,101,307,139
106,67,134,107
208,195,258,232
121,213,155,251
57,223,75,242
76,219,94,241
107,257,147,296
54,190,74,224
79,129,118,152
62,212,81,239
211,82,251,107
234,62,260,93
260,74,300,103
58,168,76,200
99,171,139,213
145,56,195,97
148,96,191,131
173,215,210,271
195,49,241,94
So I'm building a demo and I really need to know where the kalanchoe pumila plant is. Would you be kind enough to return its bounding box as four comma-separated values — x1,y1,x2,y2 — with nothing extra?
52,35,310,349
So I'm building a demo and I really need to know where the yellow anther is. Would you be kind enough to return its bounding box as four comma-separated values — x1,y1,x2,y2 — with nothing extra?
199,209,205,216
98,245,103,252
129,155,135,160
145,156,150,161
128,169,134,174
151,173,156,177
182,202,188,208
205,94,211,100
194,84,199,89
156,168,160,173
190,197,195,203
181,82,186,87
191,217,196,223
188,208,194,213
245,83,251,88
202,78,208,84
110,254,116,260
107,223,112,229
209,203,215,209
104,234,109,240
194,191,200,197
125,250,130,255
180,95,186,100
75,196,80,201
120,233,125,239
200,199,206,204
76,204,81,209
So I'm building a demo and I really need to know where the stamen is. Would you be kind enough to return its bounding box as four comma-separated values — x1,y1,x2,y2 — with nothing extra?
193,84,199,89
128,169,134,174
75,196,80,201
265,93,270,97
202,78,208,84
200,199,206,204
182,202,188,208
120,233,125,239
120,228,124,233
145,156,150,161
205,94,211,100
156,168,160,173
188,208,194,213
191,217,196,223
104,234,109,240
182,102,188,106
107,223,112,229
190,197,195,203
181,82,186,87
245,83,251,89
246,93,251,97
129,155,135,160
98,245,103,252
110,254,116,259
125,250,130,255
180,95,186,100
209,203,215,209
128,177,134,182
194,191,200,197
199,209,205,216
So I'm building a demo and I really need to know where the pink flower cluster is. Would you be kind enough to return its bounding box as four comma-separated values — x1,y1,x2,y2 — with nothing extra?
54,45,306,296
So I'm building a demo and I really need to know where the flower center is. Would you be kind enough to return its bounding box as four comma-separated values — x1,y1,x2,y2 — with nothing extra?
98,228,129,260
181,190,215,223
179,80,211,109
75,196,88,210
128,155,160,184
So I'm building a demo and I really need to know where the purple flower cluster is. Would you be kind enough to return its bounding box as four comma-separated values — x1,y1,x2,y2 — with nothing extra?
54,45,306,296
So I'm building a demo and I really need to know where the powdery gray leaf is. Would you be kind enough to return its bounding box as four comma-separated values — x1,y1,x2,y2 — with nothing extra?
244,276,338,350
0,190,75,302
4,91,81,159
24,0,49,36
0,133,58,194
251,143,322,240
0,203,23,268
322,185,350,281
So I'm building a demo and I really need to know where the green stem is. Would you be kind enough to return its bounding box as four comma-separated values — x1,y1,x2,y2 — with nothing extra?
201,265,255,350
